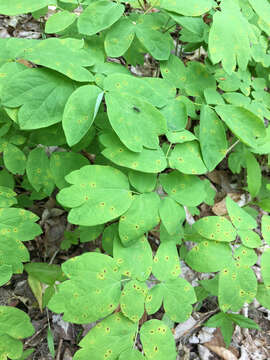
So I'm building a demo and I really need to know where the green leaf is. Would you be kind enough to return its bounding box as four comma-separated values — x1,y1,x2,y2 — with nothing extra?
246,152,262,197
261,248,270,287
105,91,166,152
0,306,34,360
166,130,196,144
152,242,181,281
160,171,206,207
226,196,257,230
24,263,64,286
3,144,26,175
120,280,147,322
140,319,177,360
26,147,54,196
204,87,225,105
21,38,94,82
215,105,266,147
159,197,185,235
128,171,157,193
48,253,121,323
104,73,172,108
209,0,254,74
57,165,133,226
118,349,144,360
63,85,103,147
205,312,234,348
233,246,257,266
161,278,196,322
145,285,164,315
218,262,257,312
256,283,270,309
105,18,135,57
160,54,187,89
0,186,17,208
238,230,262,248
119,192,160,246
2,68,75,130
45,10,77,34
100,132,167,173
135,14,173,61
73,313,137,360
47,327,55,358
228,313,260,330
262,215,270,245
50,151,89,189
113,234,152,281
161,99,188,132
193,216,237,242
79,225,104,243
185,62,216,97
0,265,12,286
78,1,124,36
200,105,227,171
186,240,232,272
169,141,208,175
0,208,41,273
0,0,52,15
248,0,270,35
28,275,43,311
160,0,213,16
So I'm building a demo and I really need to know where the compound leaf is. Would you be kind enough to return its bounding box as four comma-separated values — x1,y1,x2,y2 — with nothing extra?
63,85,103,147
118,192,160,246
160,0,213,16
169,141,208,175
2,68,75,130
78,1,124,36
233,245,257,267
248,0,270,35
193,216,237,242
73,313,137,360
140,319,177,360
226,197,257,230
57,165,133,226
0,306,34,360
200,105,227,171
152,242,181,282
209,1,254,74
48,253,121,323
160,171,206,207
113,234,152,281
50,151,89,189
120,280,148,322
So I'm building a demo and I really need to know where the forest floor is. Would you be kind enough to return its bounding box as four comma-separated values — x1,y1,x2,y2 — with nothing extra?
0,10,269,360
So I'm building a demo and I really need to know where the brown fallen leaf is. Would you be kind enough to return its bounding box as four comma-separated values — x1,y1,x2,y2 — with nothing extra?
212,193,242,216
204,329,239,360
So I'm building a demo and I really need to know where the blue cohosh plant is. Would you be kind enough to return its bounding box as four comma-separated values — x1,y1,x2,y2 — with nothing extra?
0,0,270,358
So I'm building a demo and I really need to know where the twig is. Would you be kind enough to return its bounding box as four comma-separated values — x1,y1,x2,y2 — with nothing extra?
56,338,63,360
225,139,240,156
24,323,48,346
